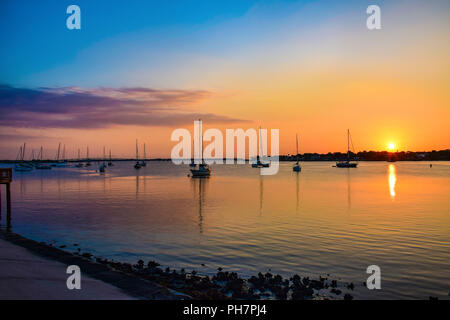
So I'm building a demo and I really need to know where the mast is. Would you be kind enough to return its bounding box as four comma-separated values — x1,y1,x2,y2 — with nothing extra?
199,119,203,164
296,134,299,165
136,139,139,160
40,146,43,161
259,126,262,162
347,129,350,162
57,143,61,161
63,144,66,161
22,143,26,161
143,143,146,160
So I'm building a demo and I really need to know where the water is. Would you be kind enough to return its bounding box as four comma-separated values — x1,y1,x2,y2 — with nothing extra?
1,161,449,299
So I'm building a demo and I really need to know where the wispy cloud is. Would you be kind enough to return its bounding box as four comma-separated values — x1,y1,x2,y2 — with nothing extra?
0,85,246,129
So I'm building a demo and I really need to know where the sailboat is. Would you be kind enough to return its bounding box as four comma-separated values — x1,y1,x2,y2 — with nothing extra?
14,143,33,172
134,139,142,169
99,147,106,173
35,146,51,169
252,127,270,168
336,129,358,168
75,149,84,168
53,143,69,167
85,146,92,167
190,120,211,177
293,134,301,172
141,143,147,167
108,149,113,166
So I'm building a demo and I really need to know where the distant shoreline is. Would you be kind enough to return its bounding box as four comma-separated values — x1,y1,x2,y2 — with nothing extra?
1,149,448,163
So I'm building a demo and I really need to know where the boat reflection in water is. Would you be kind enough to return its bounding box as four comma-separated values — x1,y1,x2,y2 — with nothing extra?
388,164,397,199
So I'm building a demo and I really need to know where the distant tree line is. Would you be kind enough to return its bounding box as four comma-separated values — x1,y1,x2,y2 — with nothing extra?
281,149,450,161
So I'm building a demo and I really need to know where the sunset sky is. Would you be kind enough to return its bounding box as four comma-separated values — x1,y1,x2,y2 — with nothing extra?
0,0,449,159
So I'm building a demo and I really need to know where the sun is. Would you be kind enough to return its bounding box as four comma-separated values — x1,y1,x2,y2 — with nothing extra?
388,142,396,151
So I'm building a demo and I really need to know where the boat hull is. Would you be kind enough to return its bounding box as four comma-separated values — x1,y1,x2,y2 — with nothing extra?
293,165,301,172
190,168,211,177
336,162,358,168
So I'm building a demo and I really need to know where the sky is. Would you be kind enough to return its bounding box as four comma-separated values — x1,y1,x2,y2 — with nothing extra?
0,0,449,159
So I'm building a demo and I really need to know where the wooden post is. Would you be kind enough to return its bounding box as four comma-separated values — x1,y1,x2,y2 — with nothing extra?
6,183,11,230
0,169,12,230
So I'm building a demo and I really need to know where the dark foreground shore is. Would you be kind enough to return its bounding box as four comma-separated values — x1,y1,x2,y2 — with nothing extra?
0,229,355,300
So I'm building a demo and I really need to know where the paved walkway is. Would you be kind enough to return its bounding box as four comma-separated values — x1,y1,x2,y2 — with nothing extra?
0,238,135,300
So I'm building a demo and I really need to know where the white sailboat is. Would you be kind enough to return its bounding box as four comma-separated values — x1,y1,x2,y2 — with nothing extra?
35,146,51,170
14,143,33,172
190,120,211,177
293,134,301,172
252,127,270,168
336,129,358,168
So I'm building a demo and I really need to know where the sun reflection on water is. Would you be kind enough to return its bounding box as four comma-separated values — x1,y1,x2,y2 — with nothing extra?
388,164,397,199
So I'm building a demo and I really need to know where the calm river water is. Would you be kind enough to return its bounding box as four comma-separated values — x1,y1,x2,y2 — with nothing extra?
1,161,449,299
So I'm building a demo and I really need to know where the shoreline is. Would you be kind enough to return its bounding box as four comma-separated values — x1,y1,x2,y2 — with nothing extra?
0,229,355,300
0,229,186,300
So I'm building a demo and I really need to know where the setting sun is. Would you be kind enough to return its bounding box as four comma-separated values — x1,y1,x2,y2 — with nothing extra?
388,142,396,151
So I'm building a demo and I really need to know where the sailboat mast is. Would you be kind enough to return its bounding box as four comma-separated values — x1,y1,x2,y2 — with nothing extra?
136,139,139,160
347,129,350,162
57,143,61,161
23,143,26,161
296,134,299,164
199,120,203,164
259,126,262,161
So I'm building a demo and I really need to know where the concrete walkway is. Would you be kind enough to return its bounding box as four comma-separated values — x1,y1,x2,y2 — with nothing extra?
0,238,135,300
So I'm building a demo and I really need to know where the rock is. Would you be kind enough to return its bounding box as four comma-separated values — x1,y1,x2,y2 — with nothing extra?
344,293,354,300
331,288,342,295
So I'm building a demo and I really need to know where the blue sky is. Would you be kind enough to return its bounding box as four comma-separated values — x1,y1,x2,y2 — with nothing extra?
0,0,364,87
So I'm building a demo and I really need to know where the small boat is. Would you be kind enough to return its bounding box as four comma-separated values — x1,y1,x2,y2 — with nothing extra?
293,133,301,172
252,127,270,168
108,149,113,166
52,143,70,167
35,163,52,170
141,143,147,167
85,146,92,167
99,147,107,173
34,146,52,169
190,119,211,177
15,164,33,172
14,143,33,172
336,129,358,168
134,139,142,169
190,163,211,177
